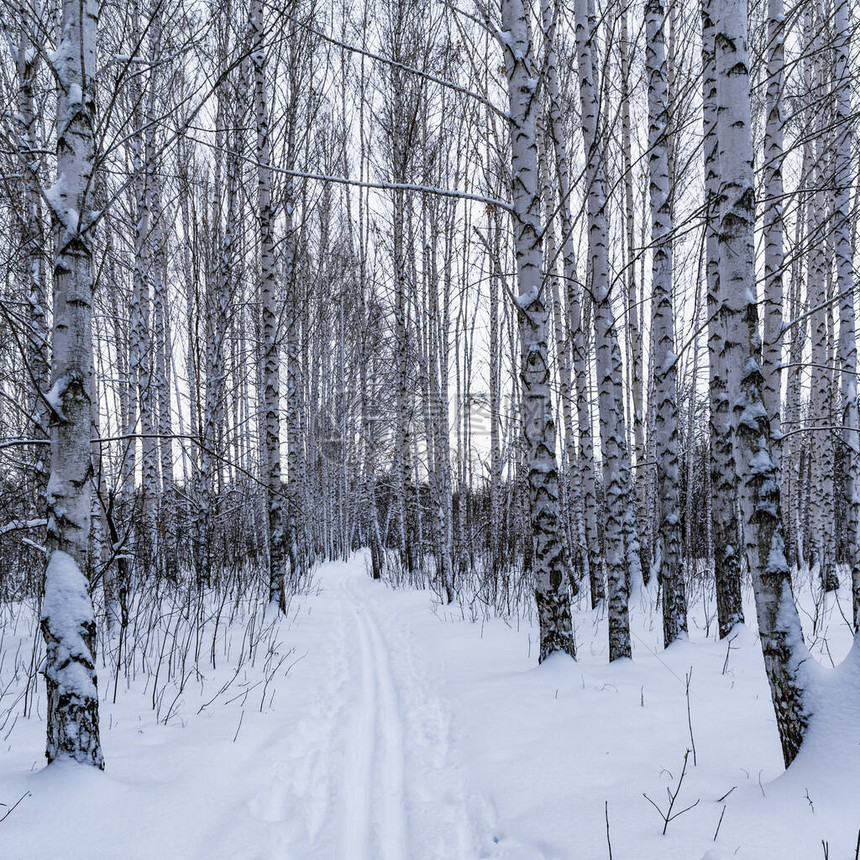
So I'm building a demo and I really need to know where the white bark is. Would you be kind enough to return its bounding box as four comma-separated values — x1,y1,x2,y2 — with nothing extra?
42,0,103,768
806,1,836,590
539,0,603,605
146,6,172,574
761,0,785,471
646,0,687,645
620,1,648,578
541,132,577,593
833,0,860,627
501,0,574,661
703,0,743,636
574,0,632,659
252,0,286,611
16,8,49,464
714,0,809,766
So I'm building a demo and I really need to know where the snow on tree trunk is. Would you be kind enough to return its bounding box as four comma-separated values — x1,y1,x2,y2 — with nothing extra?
703,0,743,637
42,0,103,769
646,0,687,646
252,0,286,612
714,0,810,767
574,0,632,658
833,0,860,628
501,0,574,662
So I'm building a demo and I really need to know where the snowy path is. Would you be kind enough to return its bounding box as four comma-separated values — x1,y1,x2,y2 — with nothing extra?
4,554,860,860
232,560,488,860
339,574,408,859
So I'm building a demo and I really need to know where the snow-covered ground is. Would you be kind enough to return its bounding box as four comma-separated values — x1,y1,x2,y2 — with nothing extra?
1,554,859,859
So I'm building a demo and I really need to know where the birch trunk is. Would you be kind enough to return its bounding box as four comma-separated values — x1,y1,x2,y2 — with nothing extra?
540,132,577,591
501,0,574,661
833,0,860,627
703,0,744,636
42,0,103,768
488,209,504,592
432,199,455,600
539,0,603,604
714,0,810,766
620,1,648,578
782,151,809,570
393,186,415,577
285,209,306,587
761,0,785,472
137,16,158,571
17,8,49,503
574,0,632,657
146,8,172,576
646,0,687,645
252,0,286,611
199,71,230,585
807,94,836,590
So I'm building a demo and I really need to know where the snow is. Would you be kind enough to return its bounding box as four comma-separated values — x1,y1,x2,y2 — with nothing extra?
44,374,69,419
41,550,97,700
67,83,82,109
514,285,539,309
1,554,860,858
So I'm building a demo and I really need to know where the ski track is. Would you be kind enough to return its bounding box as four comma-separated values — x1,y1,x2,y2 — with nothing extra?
230,562,494,859
339,574,408,859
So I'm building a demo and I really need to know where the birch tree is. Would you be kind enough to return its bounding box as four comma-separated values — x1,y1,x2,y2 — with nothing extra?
646,0,687,645
574,0,633,659
714,0,809,766
500,0,574,661
540,0,604,606
832,0,860,627
41,0,104,768
760,0,784,472
703,0,743,637
251,0,286,611
806,0,837,592
15,5,49,513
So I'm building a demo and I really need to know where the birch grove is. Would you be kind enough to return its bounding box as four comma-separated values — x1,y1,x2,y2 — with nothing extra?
0,0,857,771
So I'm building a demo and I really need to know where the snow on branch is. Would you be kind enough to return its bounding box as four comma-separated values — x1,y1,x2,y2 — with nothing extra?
0,519,47,537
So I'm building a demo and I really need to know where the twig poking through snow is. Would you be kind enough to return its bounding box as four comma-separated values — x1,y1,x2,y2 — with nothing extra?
0,791,30,824
716,785,736,803
685,668,697,765
643,749,700,835
714,805,727,842
722,634,738,675
232,709,244,743
604,800,613,860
